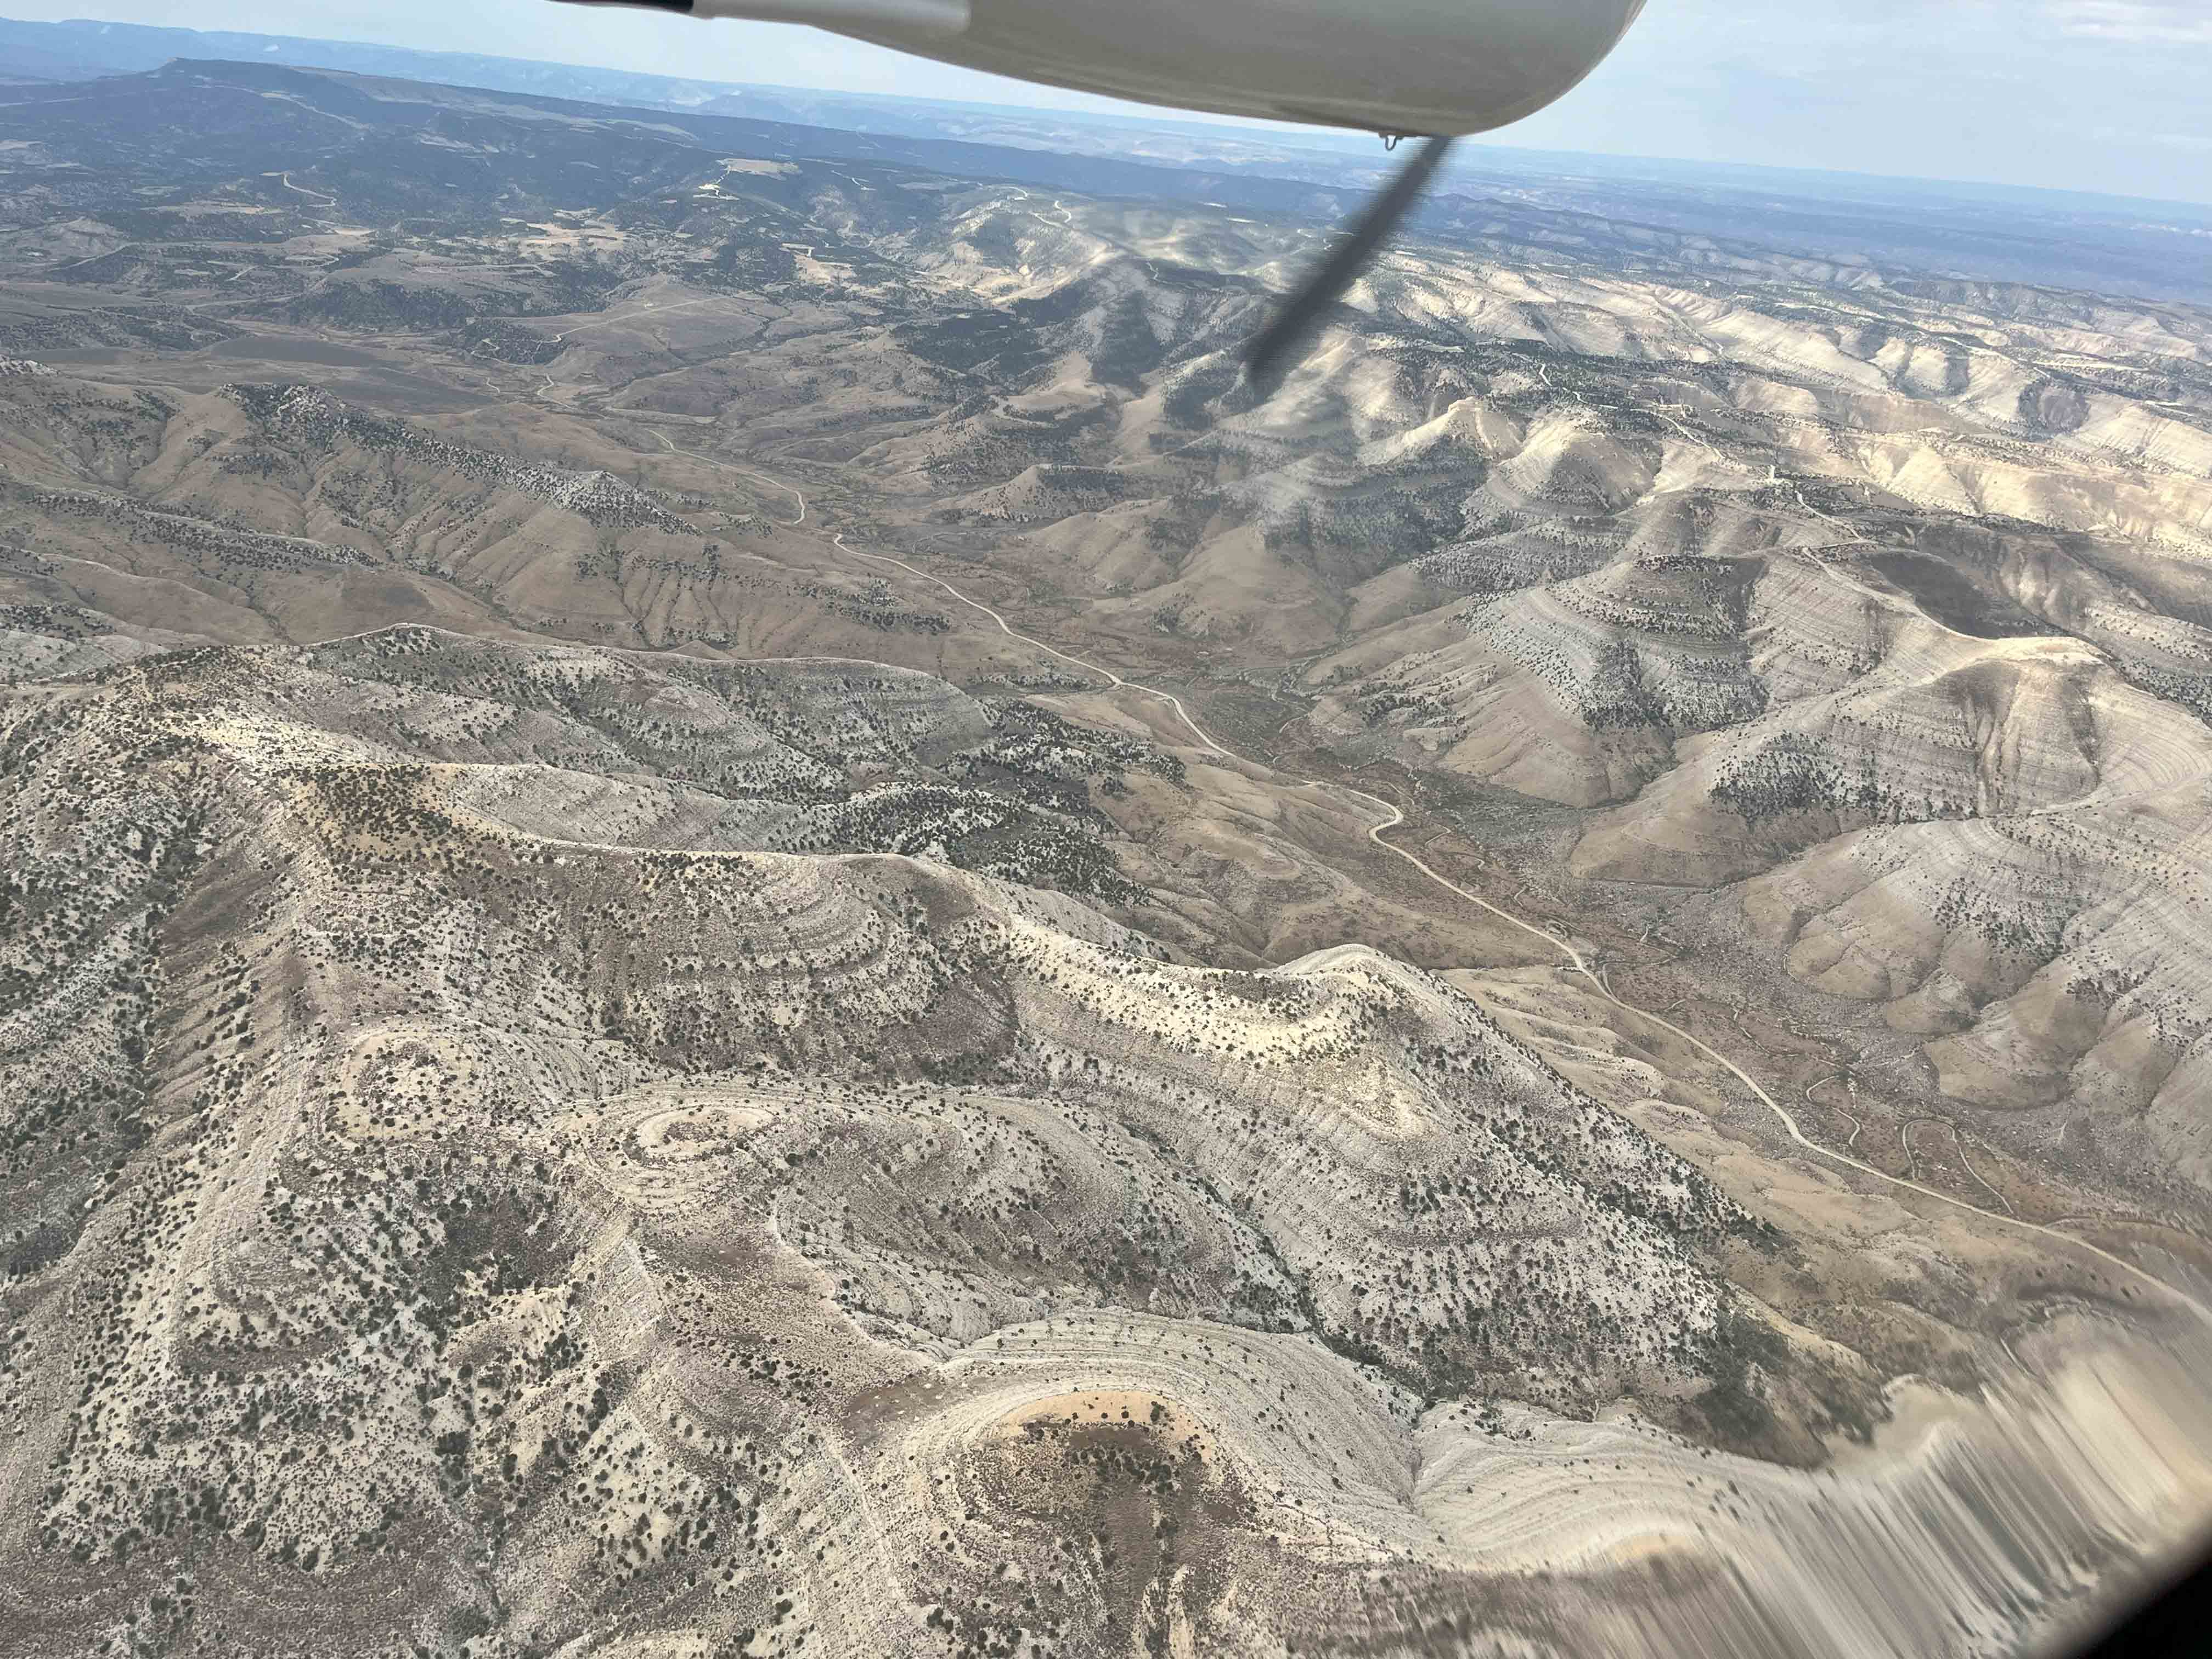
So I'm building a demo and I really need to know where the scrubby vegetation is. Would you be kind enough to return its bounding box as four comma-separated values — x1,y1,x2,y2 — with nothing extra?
0,633,1834,1656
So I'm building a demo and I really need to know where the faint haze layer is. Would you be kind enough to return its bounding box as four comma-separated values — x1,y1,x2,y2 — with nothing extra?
4,10,2207,308
1,0,2210,204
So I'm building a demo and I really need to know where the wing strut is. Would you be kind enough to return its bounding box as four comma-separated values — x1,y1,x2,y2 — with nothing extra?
1242,134,1456,397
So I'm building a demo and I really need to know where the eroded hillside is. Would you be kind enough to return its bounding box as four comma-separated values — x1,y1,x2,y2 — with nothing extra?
4,637,2205,1658
4,55,2212,1659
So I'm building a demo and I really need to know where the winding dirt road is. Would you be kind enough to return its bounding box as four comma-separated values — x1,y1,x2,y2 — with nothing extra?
658,439,2210,1323
272,171,336,206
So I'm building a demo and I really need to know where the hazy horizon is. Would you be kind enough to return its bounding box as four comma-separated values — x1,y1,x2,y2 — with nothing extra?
5,1,2211,207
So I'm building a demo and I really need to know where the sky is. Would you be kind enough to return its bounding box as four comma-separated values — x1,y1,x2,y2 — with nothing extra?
8,0,2211,204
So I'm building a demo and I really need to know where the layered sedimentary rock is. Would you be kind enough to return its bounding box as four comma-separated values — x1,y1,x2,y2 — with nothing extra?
6,636,2205,1657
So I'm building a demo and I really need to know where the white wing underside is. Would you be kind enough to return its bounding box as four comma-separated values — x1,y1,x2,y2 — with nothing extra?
693,0,970,32
682,0,1646,137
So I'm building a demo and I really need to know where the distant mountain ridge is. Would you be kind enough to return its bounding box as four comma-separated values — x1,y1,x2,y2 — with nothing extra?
4,13,2210,305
